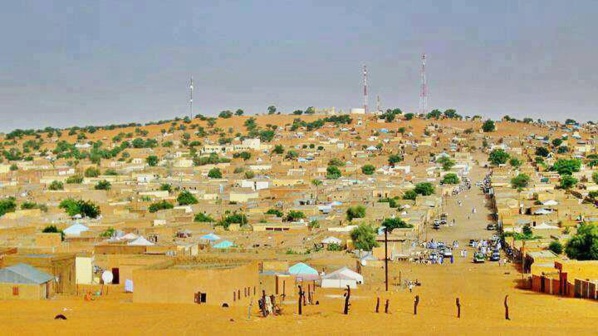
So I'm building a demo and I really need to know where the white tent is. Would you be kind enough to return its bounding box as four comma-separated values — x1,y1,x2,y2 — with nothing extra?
543,200,558,206
321,267,364,289
63,223,89,236
321,236,342,245
128,236,155,246
535,222,559,230
121,232,139,241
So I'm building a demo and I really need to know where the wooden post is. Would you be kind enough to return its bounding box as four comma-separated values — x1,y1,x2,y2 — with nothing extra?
414,295,420,315
375,297,380,313
343,285,351,315
504,295,510,320
456,298,461,318
298,285,304,315
385,299,390,314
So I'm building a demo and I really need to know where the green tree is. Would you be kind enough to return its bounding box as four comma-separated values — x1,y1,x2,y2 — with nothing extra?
559,175,578,189
234,109,244,116
265,209,284,217
178,190,198,205
100,227,116,238
509,158,522,168
361,164,376,175
441,173,460,185
381,217,413,232
146,155,159,166
535,146,550,157
414,182,435,196
326,165,342,179
207,167,223,179
66,175,84,184
350,224,379,251
94,180,111,190
148,200,174,213
437,156,455,171
84,167,100,177
49,180,64,191
551,159,581,176
346,205,366,221
404,113,414,120
551,138,563,147
218,110,233,118
159,183,172,192
548,241,563,255
244,170,255,179
285,210,306,222
272,144,284,155
565,223,598,260
388,154,403,167
511,173,530,189
403,190,417,200
488,149,510,165
482,119,495,132
285,150,298,160
328,157,345,167
593,171,598,184
267,105,277,115
194,212,215,222
0,197,17,217
59,198,101,218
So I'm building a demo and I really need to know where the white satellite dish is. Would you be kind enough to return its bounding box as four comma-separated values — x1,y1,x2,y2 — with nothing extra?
101,271,114,284
360,259,367,266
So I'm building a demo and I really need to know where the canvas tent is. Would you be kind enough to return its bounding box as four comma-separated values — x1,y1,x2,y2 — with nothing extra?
321,267,364,289
128,236,155,246
321,236,342,245
200,233,220,242
63,223,89,236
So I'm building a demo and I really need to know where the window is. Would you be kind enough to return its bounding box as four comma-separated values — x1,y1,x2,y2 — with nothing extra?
12,287,19,296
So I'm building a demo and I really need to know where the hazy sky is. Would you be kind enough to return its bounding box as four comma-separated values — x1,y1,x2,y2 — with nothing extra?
1,0,596,131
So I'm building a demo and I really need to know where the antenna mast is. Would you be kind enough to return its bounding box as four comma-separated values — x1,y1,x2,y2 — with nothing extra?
363,64,368,114
376,95,381,113
419,53,428,115
189,76,194,119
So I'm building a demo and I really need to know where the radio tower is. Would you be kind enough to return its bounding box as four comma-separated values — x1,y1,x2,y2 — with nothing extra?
363,64,368,114
376,95,381,113
419,53,428,115
189,76,194,119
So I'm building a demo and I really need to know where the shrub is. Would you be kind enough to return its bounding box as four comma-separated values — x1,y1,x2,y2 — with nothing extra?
414,182,435,196
326,166,342,179
177,190,198,205
194,212,215,222
327,243,343,251
84,167,100,177
285,210,306,222
548,241,563,255
511,174,530,189
403,190,417,200
42,225,64,241
148,200,174,213
441,173,460,185
94,180,111,190
265,209,283,217
0,197,17,217
346,205,366,221
207,167,223,179
381,217,413,232
49,180,64,190
361,164,376,175
66,175,83,184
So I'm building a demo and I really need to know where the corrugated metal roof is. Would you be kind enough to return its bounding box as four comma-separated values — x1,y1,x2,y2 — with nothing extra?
0,263,53,284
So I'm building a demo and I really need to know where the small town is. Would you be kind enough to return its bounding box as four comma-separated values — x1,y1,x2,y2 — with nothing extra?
0,110,597,334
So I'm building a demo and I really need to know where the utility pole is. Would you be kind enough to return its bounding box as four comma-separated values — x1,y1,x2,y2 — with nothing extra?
363,64,368,114
384,227,389,291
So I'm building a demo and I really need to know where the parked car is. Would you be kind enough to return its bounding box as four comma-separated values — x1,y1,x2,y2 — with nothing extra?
442,248,453,258
489,251,500,261
473,252,485,263
486,223,497,230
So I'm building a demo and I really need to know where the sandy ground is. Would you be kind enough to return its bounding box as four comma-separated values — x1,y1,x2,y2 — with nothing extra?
1,155,596,335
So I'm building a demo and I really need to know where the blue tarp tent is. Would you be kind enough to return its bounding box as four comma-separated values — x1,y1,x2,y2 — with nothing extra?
200,233,220,241
288,262,319,281
213,240,234,249
63,222,89,236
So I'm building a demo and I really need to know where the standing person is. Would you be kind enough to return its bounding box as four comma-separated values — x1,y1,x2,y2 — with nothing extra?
408,282,414,293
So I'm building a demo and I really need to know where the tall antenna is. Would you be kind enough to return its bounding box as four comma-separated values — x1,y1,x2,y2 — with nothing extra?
189,76,194,119
419,53,428,115
363,64,368,114
376,95,381,112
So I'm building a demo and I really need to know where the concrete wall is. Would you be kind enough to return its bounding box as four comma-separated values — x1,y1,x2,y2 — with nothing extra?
76,256,93,284
133,262,259,306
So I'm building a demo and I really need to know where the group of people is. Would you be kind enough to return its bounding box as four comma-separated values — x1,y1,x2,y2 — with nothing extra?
258,294,283,317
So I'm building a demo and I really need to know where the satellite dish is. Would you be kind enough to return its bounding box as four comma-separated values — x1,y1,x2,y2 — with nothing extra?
101,271,114,284
361,259,367,266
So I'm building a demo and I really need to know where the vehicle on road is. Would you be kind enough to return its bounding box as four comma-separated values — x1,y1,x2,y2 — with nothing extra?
473,252,485,263
489,251,500,261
